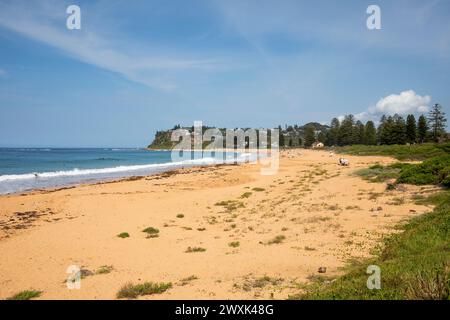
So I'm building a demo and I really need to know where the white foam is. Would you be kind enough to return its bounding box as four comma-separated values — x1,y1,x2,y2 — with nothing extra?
0,153,255,194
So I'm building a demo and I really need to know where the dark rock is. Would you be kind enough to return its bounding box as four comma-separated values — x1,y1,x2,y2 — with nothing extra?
318,267,327,273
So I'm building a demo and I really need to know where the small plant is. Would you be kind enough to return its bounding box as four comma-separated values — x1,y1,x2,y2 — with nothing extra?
96,265,113,275
215,200,245,212
7,290,42,300
252,187,266,192
117,281,172,299
229,241,240,248
117,232,130,238
179,275,198,286
185,246,206,253
252,276,283,288
176,214,184,218
267,235,286,245
142,227,159,238
240,192,252,199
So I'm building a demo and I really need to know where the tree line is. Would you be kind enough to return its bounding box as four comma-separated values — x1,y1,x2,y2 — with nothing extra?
301,103,447,147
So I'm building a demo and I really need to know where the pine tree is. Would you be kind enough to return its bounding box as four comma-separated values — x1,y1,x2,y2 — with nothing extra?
339,115,355,146
392,114,407,145
317,130,326,143
378,115,395,145
417,115,428,143
278,125,285,147
327,118,340,146
428,104,447,142
354,120,365,144
304,125,316,148
405,114,417,144
364,121,377,145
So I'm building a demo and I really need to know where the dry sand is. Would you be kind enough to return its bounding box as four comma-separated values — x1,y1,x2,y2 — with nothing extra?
0,149,439,299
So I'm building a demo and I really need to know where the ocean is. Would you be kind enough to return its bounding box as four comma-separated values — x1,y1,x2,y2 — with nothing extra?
0,148,250,194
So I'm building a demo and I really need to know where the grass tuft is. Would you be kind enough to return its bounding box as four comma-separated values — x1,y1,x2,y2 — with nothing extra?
142,227,159,238
117,281,172,299
229,241,240,248
252,187,266,192
117,232,130,238
7,290,42,300
267,235,286,245
96,265,113,275
185,246,206,253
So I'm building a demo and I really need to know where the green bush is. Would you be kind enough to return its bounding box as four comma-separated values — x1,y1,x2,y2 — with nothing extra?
397,155,450,187
337,143,450,161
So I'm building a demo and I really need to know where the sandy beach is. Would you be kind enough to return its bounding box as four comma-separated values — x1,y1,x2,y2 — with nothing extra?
0,149,439,300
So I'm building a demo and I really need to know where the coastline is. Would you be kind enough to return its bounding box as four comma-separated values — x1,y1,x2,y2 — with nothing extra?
0,149,437,299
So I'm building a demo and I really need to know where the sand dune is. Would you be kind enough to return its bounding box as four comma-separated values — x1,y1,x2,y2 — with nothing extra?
0,150,437,299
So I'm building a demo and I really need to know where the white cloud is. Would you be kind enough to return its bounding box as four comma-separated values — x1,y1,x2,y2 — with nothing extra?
355,90,431,122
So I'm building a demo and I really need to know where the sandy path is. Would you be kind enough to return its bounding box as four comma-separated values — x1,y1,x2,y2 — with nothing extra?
0,150,437,299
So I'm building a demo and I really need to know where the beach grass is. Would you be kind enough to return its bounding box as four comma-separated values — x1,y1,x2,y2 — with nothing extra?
354,155,450,187
252,187,266,192
117,232,130,238
117,281,172,299
291,190,450,300
7,290,42,300
179,275,198,286
267,235,286,245
336,143,450,161
229,241,240,248
142,227,159,238
96,265,113,275
185,246,206,253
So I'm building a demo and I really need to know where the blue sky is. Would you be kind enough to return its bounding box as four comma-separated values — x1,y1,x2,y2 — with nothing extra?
0,0,449,147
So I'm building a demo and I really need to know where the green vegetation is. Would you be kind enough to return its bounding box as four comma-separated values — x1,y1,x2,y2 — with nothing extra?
117,232,130,238
292,191,450,300
236,276,284,292
354,164,403,183
185,246,206,253
267,235,286,245
240,192,252,198
397,155,450,187
142,227,159,238
148,106,447,150
96,265,113,275
338,143,450,161
354,155,450,187
117,281,172,299
229,241,240,248
179,275,198,286
251,276,283,288
7,290,42,300
215,200,245,212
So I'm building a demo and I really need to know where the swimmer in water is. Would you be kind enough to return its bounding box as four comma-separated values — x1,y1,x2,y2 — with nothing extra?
34,173,38,178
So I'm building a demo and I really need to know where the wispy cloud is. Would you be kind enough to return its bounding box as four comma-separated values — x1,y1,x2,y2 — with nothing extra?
213,0,450,59
0,1,222,90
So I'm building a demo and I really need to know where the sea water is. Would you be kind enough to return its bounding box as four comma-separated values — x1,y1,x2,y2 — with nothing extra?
0,148,251,194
